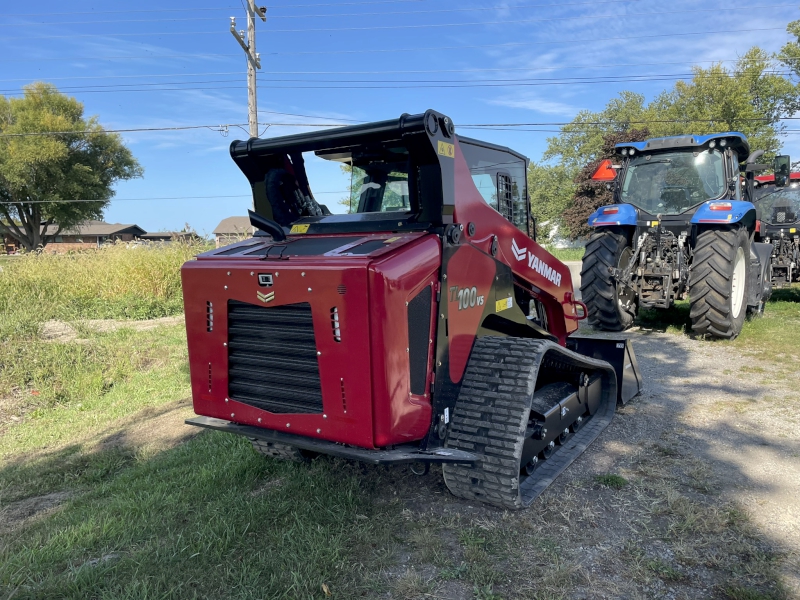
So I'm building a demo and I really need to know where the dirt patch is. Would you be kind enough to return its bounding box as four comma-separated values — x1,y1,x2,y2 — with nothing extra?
364,329,800,599
0,491,71,534
95,397,199,455
40,315,184,343
0,390,34,430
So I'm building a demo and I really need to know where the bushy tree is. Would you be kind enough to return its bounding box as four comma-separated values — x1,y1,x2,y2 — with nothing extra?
562,128,650,239
0,83,142,251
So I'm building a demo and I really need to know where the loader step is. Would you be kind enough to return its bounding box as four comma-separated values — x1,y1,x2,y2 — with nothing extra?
185,416,477,465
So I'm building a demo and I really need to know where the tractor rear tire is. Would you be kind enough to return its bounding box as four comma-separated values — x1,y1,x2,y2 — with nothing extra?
581,228,636,331
689,227,751,339
251,439,315,462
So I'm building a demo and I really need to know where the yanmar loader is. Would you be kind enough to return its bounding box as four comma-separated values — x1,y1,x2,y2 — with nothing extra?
581,133,773,339
182,110,641,510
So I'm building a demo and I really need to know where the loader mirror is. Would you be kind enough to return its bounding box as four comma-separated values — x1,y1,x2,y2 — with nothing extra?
591,159,618,182
774,155,791,187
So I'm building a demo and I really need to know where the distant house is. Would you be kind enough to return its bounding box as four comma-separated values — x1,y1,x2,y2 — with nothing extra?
213,217,255,248
2,221,199,254
41,221,146,253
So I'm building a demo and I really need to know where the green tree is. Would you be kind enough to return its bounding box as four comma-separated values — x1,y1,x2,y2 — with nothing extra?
527,161,577,237
542,91,651,172
0,83,143,251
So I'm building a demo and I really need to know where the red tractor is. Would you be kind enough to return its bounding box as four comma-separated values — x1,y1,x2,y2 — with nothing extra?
182,110,641,509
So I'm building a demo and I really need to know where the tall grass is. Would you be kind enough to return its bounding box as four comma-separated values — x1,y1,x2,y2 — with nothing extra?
0,241,209,339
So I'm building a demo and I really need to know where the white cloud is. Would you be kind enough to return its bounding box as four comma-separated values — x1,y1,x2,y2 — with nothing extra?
488,95,578,117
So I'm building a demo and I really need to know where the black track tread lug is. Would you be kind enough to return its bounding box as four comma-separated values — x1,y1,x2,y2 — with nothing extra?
688,227,749,339
580,229,635,331
442,337,617,510
251,439,309,462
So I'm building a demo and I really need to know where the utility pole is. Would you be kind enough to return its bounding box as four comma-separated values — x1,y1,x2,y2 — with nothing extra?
230,1,266,138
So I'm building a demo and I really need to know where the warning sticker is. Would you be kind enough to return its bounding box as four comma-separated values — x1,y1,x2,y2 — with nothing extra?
384,236,401,244
290,224,310,234
437,141,455,158
495,297,513,312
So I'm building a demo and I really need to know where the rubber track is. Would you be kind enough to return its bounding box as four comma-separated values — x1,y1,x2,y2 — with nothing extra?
688,227,744,339
251,439,309,462
442,337,616,510
580,229,634,331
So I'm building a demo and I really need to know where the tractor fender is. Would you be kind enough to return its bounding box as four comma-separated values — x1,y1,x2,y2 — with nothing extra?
691,201,757,231
587,203,637,227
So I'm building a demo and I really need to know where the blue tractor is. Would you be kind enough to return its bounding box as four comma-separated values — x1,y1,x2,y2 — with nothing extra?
580,132,773,339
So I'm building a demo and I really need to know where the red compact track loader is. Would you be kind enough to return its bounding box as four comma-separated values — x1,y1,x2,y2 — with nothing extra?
182,110,642,509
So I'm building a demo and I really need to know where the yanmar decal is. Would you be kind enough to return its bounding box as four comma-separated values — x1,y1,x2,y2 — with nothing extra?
511,239,562,287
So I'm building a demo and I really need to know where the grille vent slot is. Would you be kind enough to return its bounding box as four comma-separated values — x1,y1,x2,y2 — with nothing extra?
207,363,212,393
340,378,347,413
407,286,433,396
227,300,323,414
206,301,214,332
337,285,347,295
330,307,342,342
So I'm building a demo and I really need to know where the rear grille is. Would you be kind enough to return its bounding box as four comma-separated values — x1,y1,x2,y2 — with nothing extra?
227,300,323,414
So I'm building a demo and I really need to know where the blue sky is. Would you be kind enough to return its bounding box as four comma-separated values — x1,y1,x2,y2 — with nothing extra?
2,0,799,235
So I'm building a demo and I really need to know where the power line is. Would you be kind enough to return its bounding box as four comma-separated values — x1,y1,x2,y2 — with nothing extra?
4,5,795,38
0,122,349,138
0,28,786,60
0,0,641,26
0,1,425,17
258,109,362,122
6,66,797,96
4,115,800,139
0,190,349,205
0,60,754,81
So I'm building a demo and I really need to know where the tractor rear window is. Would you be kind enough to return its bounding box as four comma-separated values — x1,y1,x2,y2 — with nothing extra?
621,149,726,214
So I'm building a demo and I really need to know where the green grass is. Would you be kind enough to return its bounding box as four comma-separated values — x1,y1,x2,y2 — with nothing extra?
0,241,210,340
0,434,400,599
0,321,401,598
635,286,800,367
0,325,187,424
542,246,585,262
594,474,629,489
0,325,190,499
732,286,800,362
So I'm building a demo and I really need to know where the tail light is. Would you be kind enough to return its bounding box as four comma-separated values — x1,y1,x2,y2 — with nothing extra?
709,202,732,211
602,207,620,214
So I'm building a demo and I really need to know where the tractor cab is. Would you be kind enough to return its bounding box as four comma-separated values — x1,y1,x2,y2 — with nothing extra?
588,133,761,232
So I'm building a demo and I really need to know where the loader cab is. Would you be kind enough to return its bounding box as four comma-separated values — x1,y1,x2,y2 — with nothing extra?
339,137,530,235
228,110,532,238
